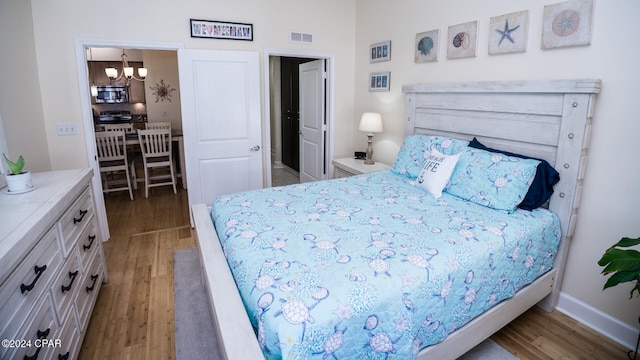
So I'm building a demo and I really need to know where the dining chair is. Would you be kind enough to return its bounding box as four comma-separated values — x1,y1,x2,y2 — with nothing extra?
103,122,138,189
137,128,177,198
104,123,135,133
95,130,135,200
146,122,172,130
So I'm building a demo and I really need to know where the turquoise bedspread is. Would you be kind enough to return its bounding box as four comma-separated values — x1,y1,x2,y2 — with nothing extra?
210,170,560,359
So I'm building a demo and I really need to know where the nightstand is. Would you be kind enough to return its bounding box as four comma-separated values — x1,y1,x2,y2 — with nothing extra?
332,157,390,178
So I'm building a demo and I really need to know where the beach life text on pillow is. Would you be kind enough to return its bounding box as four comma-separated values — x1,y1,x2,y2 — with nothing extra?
416,149,460,198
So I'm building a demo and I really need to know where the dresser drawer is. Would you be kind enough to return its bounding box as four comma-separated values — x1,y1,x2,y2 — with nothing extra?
76,219,100,272
59,187,95,257
0,225,63,337
75,256,104,331
53,307,81,360
50,250,82,325
1,294,59,360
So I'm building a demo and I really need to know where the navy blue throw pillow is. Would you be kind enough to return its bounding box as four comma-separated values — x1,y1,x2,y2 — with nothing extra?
468,138,560,210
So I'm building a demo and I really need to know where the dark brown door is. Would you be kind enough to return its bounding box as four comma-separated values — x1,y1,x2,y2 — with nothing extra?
280,57,300,171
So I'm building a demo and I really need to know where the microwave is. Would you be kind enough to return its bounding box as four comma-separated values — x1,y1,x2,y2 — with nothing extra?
95,85,128,103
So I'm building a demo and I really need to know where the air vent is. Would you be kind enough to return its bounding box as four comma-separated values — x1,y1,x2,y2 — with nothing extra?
290,31,313,44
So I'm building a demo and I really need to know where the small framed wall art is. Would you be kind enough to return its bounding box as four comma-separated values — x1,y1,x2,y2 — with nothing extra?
541,0,593,49
370,41,391,63
447,21,478,59
369,72,390,92
190,19,253,41
489,10,529,55
415,30,439,63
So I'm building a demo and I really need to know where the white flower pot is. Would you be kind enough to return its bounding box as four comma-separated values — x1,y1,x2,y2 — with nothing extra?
5,171,33,193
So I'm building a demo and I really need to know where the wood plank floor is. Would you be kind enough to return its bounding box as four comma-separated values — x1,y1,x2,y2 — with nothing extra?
78,184,631,359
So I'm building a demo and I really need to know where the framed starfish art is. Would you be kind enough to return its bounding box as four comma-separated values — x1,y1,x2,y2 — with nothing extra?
489,10,529,55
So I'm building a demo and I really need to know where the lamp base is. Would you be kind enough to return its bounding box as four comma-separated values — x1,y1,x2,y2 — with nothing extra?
364,134,375,165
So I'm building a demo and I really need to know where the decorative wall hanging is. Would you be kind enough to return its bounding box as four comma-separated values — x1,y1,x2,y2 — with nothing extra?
369,72,390,92
415,30,440,63
447,21,478,59
190,19,253,41
541,0,593,49
150,80,176,103
370,41,391,63
489,10,529,55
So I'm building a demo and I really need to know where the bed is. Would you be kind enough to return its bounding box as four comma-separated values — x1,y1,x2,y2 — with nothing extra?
191,79,601,359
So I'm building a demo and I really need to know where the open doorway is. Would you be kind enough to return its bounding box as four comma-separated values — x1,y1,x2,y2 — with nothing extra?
76,40,184,242
266,50,335,188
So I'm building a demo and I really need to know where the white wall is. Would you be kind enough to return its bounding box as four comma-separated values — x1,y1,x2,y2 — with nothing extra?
143,50,182,131
20,0,356,171
354,0,640,348
0,0,50,172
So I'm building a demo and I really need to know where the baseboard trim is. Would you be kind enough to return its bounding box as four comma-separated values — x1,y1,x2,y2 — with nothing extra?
557,292,637,350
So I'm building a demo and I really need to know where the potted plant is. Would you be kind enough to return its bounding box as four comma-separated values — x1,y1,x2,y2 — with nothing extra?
598,236,640,360
3,153,33,193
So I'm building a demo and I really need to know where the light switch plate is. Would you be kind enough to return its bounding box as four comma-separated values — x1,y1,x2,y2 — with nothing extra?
56,123,77,136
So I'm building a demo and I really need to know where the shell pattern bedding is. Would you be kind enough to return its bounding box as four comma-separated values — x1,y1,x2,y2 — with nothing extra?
211,167,561,359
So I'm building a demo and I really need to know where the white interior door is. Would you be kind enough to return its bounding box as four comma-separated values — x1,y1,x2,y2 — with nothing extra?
299,59,326,183
178,49,263,208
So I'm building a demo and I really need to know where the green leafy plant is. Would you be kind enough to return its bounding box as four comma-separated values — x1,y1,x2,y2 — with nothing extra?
598,236,640,299
2,153,25,175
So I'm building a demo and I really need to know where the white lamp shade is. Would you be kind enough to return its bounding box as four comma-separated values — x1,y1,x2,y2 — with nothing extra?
123,67,134,78
137,67,148,78
105,67,118,79
359,112,383,133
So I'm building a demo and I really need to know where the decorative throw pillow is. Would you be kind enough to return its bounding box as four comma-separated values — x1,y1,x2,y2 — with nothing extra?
390,135,468,179
416,149,460,198
445,148,540,212
468,138,560,210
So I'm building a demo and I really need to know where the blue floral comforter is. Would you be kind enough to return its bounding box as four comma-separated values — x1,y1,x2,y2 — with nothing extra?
210,170,561,359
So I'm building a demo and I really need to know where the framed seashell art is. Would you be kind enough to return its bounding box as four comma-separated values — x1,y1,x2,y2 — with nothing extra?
489,10,529,55
542,0,593,49
447,21,478,59
415,29,440,63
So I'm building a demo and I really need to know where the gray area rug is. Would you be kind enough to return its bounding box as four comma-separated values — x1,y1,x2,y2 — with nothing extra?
174,247,518,360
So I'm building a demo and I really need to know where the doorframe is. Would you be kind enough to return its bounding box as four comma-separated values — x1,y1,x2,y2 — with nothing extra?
263,48,335,186
75,39,184,242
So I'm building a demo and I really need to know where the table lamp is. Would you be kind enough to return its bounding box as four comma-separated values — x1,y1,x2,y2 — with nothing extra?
358,112,383,165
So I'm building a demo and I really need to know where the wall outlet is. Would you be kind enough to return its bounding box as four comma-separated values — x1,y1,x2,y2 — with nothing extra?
56,123,77,136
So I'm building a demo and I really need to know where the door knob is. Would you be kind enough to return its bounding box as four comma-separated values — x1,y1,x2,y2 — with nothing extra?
250,145,261,151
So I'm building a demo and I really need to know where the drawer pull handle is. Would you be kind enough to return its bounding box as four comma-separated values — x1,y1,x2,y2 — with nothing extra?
86,274,99,293
58,352,70,360
73,209,88,224
83,235,96,251
20,265,47,294
61,270,79,293
37,328,50,339
23,328,50,360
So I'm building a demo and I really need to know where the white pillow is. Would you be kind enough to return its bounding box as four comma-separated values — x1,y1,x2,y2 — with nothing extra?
416,149,460,198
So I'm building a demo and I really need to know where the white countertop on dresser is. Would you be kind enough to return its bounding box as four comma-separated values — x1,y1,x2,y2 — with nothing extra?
0,168,93,279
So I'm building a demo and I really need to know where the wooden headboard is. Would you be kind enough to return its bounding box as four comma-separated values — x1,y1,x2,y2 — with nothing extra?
402,79,601,309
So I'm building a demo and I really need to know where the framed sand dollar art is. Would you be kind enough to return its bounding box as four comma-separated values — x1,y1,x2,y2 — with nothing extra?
542,0,593,49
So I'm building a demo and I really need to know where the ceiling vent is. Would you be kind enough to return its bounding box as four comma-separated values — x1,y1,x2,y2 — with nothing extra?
290,31,313,44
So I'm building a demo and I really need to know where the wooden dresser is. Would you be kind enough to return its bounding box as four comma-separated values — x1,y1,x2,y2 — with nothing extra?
0,169,107,360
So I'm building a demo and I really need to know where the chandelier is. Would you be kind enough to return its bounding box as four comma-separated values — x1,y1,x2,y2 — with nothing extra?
105,49,148,86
